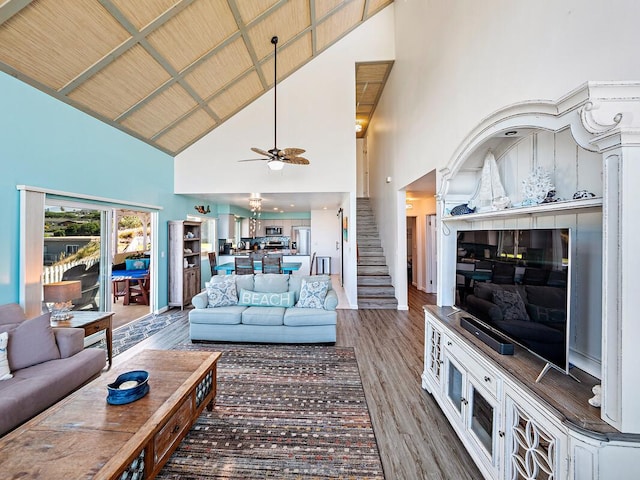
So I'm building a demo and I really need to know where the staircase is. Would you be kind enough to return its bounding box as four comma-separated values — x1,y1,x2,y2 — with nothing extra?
356,198,398,309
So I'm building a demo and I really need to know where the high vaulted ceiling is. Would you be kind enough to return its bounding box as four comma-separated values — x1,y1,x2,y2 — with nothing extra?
0,0,393,156
355,60,392,138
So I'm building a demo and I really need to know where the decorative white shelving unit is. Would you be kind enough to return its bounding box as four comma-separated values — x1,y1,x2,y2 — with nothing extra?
423,82,640,479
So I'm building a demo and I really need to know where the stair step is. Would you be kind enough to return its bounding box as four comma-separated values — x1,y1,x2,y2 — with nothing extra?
358,245,384,257
357,275,392,286
358,257,387,265
357,265,389,275
359,250,384,257
358,297,398,309
357,239,382,247
358,286,396,296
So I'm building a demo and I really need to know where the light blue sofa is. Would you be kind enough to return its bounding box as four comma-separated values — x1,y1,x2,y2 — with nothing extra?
189,274,337,343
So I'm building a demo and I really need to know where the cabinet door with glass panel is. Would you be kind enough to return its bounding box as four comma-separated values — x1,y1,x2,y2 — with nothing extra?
424,317,445,392
444,353,502,479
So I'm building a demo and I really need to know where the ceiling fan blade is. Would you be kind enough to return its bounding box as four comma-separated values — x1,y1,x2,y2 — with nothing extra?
251,147,271,157
281,147,305,157
238,158,268,162
284,156,310,165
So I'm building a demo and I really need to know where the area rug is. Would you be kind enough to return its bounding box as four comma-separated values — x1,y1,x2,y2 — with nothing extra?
158,343,385,480
91,309,188,357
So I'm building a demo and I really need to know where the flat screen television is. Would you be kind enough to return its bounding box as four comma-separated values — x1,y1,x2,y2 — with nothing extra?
455,228,571,380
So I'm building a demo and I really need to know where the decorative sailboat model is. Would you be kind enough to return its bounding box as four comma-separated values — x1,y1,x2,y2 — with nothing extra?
468,151,511,212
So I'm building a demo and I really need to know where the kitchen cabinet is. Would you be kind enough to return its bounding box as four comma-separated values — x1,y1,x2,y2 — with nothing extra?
217,214,235,240
240,218,250,238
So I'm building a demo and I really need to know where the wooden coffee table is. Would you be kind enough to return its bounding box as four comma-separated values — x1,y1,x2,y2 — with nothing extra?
0,349,220,479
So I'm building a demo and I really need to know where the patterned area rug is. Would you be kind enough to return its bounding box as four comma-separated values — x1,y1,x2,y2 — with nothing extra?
158,343,385,480
91,309,188,356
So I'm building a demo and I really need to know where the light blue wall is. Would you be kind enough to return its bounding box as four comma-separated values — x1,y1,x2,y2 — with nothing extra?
0,72,198,307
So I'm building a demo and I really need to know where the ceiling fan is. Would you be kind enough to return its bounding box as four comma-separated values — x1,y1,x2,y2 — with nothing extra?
239,36,310,170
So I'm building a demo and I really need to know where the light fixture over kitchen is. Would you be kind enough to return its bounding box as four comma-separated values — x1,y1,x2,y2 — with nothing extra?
249,195,262,210
249,195,262,238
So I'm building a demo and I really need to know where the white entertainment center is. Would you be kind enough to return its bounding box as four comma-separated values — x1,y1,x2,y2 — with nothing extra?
422,82,640,479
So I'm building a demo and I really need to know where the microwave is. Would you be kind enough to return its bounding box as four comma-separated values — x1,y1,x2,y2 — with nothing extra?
265,226,282,235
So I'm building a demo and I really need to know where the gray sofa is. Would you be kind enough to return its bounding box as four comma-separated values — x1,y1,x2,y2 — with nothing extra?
189,274,337,343
0,303,106,436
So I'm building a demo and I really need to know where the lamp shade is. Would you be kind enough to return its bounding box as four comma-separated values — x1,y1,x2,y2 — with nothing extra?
267,160,284,171
43,281,82,303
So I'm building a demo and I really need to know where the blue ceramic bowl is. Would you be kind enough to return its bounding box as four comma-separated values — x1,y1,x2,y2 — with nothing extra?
106,370,150,405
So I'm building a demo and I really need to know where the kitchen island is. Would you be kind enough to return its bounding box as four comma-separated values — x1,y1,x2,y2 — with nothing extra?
217,253,311,276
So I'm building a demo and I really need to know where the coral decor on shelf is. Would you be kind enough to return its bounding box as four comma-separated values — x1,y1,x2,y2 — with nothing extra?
521,166,554,206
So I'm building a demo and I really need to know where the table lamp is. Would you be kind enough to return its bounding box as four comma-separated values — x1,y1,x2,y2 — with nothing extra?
43,280,82,321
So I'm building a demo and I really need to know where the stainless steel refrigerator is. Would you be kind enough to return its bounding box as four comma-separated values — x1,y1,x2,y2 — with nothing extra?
291,226,311,255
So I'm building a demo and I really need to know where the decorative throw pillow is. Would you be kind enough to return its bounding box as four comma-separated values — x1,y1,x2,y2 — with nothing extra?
8,312,61,371
238,289,295,307
296,278,329,309
206,277,238,307
492,289,529,321
0,331,12,381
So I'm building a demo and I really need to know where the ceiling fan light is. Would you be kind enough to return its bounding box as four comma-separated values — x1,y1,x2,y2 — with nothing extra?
268,159,285,171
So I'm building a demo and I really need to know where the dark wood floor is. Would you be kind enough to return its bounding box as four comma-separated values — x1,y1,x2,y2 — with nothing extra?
114,286,481,480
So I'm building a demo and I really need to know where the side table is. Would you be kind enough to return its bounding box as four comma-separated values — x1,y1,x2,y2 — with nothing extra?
52,311,113,369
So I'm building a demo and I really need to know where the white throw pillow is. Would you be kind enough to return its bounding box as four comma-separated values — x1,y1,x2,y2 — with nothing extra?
0,331,12,381
296,278,329,309
205,277,238,307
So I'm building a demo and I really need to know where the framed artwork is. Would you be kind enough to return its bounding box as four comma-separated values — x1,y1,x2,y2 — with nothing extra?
342,216,348,242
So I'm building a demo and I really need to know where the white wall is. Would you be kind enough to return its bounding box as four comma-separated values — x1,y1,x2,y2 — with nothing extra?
311,209,340,265
174,6,395,197
366,0,640,310
356,138,367,197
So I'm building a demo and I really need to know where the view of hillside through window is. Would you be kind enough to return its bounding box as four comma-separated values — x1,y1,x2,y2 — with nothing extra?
42,205,152,314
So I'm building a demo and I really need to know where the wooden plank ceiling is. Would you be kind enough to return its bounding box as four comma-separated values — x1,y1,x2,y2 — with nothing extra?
0,0,393,155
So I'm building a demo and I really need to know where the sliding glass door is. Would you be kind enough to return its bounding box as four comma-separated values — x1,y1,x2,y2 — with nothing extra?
44,199,111,313
19,186,159,321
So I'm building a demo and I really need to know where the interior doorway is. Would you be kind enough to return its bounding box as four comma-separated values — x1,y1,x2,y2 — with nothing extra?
403,170,437,296
406,216,416,286
110,209,153,328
